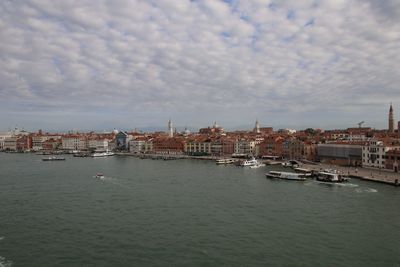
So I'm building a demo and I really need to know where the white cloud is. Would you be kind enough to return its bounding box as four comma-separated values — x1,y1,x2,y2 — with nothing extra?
0,0,399,130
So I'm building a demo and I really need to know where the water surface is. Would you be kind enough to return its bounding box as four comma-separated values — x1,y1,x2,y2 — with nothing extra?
0,153,399,266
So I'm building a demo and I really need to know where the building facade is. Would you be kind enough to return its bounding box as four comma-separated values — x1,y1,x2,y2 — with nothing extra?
385,149,400,172
362,140,400,169
317,143,362,166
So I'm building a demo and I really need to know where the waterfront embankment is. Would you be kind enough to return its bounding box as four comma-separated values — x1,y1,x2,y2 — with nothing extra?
302,163,400,186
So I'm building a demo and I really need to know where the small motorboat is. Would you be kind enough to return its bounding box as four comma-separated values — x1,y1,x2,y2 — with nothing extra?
95,173,105,179
42,156,65,161
249,162,266,169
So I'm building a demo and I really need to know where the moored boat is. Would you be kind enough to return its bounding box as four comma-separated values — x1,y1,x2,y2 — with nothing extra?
249,162,266,168
293,167,314,177
216,158,236,165
266,171,307,181
42,156,65,161
73,152,90,157
240,157,259,167
92,150,115,157
281,160,300,168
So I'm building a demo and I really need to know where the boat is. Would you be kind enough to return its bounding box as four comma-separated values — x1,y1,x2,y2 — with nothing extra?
315,170,349,183
42,156,65,161
281,160,300,168
240,157,260,167
293,167,314,177
95,173,105,179
266,171,307,181
163,157,177,160
73,152,90,157
216,158,236,165
92,150,115,157
249,162,266,169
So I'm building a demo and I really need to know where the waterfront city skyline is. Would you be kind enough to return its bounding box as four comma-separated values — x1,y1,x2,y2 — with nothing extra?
1,1,400,130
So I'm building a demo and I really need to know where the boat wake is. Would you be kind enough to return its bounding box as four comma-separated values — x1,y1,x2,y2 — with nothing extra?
94,176,123,187
313,181,358,187
0,237,4,241
337,183,358,188
355,188,378,193
0,255,12,267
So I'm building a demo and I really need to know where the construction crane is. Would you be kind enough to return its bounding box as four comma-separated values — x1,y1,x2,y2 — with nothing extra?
358,121,365,128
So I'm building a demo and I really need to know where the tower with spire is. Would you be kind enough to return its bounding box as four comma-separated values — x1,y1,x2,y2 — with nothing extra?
167,118,173,138
254,119,260,134
389,103,394,133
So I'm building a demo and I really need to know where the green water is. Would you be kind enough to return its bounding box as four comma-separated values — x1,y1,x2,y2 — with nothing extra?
0,153,399,266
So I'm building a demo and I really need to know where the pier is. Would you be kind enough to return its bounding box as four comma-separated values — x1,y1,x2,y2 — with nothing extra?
302,163,400,186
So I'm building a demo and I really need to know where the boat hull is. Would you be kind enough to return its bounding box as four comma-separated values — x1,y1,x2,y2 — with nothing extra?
42,158,65,161
266,171,307,181
266,174,306,181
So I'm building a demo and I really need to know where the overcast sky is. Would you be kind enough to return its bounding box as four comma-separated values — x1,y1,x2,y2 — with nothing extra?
1,0,399,131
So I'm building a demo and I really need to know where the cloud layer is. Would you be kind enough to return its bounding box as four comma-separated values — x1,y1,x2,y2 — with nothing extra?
1,0,399,130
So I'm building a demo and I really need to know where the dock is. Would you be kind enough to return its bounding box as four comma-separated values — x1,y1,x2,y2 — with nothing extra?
302,163,400,186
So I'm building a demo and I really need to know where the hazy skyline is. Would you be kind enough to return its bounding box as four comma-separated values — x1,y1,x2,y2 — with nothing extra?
1,0,399,131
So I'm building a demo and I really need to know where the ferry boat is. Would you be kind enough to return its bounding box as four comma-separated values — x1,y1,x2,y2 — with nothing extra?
92,150,115,157
265,171,307,181
316,170,349,183
216,158,236,165
42,156,65,161
293,167,314,177
240,157,259,167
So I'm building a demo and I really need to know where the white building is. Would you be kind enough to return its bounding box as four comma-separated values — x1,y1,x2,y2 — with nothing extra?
234,139,256,156
62,136,87,151
184,139,212,155
129,140,146,153
362,140,400,169
0,132,12,150
3,137,17,151
88,138,110,151
32,134,62,151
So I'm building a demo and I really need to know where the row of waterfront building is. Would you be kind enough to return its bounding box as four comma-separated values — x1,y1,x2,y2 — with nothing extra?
1,117,400,172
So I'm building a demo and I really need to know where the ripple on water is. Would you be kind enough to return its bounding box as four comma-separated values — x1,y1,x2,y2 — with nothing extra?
355,188,378,193
0,256,13,267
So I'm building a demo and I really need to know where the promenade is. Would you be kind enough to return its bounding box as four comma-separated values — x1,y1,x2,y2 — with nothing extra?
115,152,400,186
302,163,400,186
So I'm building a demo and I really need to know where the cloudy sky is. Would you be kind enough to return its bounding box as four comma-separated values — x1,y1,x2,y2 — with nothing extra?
1,0,399,131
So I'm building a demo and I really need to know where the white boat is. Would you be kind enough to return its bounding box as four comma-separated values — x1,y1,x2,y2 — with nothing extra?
293,167,314,177
216,158,236,165
281,160,300,168
266,171,307,181
249,162,266,169
281,161,292,167
316,170,349,183
95,173,105,179
92,150,115,157
240,157,259,167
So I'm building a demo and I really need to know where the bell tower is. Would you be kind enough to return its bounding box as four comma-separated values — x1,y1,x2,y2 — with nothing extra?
389,103,394,133
168,118,173,138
